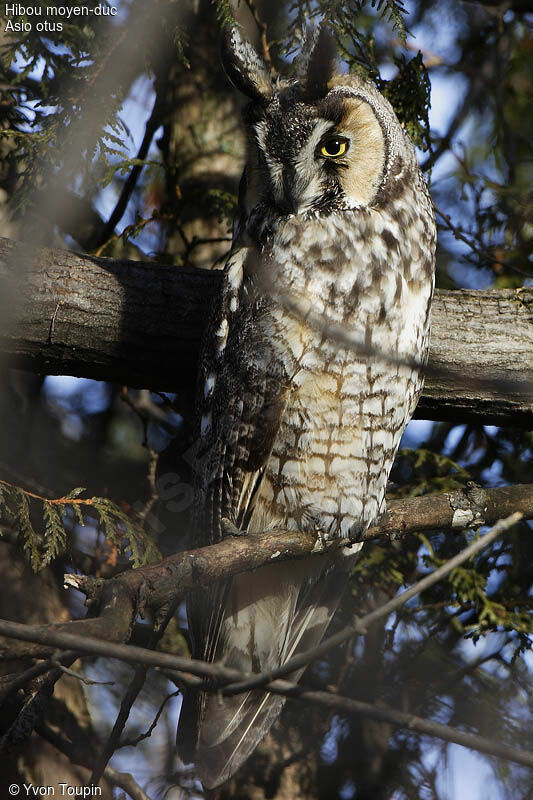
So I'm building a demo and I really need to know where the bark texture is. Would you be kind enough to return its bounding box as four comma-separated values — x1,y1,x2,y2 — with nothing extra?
419,288,533,426
0,236,532,426
4,485,531,664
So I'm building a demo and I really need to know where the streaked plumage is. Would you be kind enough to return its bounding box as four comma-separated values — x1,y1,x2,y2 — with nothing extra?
177,26,436,788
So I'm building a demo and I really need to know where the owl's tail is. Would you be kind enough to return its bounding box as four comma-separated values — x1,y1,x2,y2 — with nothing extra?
176,556,348,789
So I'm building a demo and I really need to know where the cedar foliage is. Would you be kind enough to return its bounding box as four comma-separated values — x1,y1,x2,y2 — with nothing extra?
0,480,159,570
0,1,532,798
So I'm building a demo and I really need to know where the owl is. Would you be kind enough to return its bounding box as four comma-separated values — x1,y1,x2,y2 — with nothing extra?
176,25,436,789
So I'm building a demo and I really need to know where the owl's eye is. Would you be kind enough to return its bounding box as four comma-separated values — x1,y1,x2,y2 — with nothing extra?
320,137,349,158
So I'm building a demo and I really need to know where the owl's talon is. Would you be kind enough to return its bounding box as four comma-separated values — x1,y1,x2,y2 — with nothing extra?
347,522,366,545
316,528,327,545
348,512,388,544
221,518,245,538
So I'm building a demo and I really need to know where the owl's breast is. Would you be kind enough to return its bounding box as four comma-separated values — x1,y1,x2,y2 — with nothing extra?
261,206,434,359
246,204,434,539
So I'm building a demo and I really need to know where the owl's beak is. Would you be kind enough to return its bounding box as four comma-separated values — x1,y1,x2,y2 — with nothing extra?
266,158,316,215
277,165,310,215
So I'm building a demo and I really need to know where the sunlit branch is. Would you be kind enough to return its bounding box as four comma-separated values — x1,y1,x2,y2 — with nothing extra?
0,514,530,770
243,0,276,74
219,513,523,694
0,486,530,667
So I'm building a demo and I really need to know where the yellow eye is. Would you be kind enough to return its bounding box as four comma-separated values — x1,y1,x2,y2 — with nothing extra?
320,138,348,158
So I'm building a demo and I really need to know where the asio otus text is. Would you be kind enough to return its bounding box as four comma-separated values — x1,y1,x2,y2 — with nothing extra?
177,26,436,789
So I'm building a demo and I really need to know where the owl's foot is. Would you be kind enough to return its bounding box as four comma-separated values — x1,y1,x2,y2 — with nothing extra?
347,521,366,545
347,513,387,545
221,517,246,538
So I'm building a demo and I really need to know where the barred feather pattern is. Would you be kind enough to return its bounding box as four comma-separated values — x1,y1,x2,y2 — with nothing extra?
177,46,436,789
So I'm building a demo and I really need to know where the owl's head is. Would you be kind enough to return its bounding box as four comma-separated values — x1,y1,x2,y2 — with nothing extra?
222,26,417,219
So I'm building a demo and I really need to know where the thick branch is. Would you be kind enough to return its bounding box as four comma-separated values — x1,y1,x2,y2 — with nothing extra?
0,237,532,426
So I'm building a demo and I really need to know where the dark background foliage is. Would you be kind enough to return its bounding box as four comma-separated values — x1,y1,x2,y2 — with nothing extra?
0,1,532,798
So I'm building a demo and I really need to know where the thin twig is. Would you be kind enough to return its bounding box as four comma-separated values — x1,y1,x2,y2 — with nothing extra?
92,76,165,254
174,220,232,267
221,513,522,695
121,386,150,446
52,660,115,687
243,0,276,75
38,723,154,800
0,515,526,770
0,651,79,704
137,447,160,526
93,212,172,258
90,600,181,785
89,662,150,785
47,300,62,345
0,477,92,507
120,388,161,526
258,681,533,770
421,82,479,172
121,387,179,435
118,689,180,748
434,202,500,263
434,203,531,278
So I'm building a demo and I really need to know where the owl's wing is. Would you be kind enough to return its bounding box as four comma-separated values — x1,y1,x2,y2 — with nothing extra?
194,261,290,545
190,290,290,665
177,247,292,768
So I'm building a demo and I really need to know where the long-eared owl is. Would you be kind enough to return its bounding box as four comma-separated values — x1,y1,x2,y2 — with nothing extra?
177,25,436,789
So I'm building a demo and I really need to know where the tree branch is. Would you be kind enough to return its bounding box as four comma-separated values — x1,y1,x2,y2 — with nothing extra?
0,236,532,426
90,606,179,786
0,651,80,706
93,86,166,254
243,0,276,75
38,723,154,800
0,484,530,665
219,512,524,694
70,483,533,625
421,83,481,173
0,514,531,771
256,681,533,770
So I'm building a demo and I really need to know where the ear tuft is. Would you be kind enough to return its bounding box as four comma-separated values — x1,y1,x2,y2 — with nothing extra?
221,27,273,102
303,25,339,100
